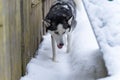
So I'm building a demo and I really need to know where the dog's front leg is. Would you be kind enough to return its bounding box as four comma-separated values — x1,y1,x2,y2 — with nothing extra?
67,33,71,53
51,36,56,61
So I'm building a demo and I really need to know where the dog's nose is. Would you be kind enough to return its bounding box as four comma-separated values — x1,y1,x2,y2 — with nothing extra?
57,43,64,49
59,43,64,46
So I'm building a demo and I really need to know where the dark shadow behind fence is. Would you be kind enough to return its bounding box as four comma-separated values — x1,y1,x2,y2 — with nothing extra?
0,0,53,80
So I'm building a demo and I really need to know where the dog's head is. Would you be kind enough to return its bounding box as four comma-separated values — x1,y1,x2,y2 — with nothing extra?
44,3,73,49
44,16,73,49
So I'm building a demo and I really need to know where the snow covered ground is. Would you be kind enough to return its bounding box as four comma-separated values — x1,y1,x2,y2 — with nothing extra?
83,0,120,80
20,1,108,80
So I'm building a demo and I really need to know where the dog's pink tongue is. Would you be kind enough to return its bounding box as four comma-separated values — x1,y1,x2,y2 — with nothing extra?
57,45,63,49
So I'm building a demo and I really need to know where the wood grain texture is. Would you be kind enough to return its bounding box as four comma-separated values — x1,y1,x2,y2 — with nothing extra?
21,0,44,74
0,1,5,79
0,0,51,79
1,0,22,80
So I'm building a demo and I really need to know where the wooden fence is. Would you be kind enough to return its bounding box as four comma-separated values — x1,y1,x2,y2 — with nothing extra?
21,0,43,75
0,0,22,80
0,0,52,80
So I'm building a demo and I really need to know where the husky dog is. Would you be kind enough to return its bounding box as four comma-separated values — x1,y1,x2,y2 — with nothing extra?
44,0,79,61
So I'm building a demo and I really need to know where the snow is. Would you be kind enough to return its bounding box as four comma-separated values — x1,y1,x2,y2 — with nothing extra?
83,0,120,79
20,0,120,80
20,1,107,80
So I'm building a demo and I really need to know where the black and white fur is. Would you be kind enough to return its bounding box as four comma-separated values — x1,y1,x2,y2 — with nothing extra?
44,0,79,61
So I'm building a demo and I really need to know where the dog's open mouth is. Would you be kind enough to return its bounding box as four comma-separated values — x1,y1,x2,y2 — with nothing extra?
57,45,63,49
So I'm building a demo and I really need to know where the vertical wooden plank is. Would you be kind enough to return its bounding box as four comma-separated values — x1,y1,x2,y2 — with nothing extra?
21,0,31,74
1,0,22,80
37,1,43,43
0,0,2,25
0,1,6,80
21,0,44,74
1,0,12,80
31,0,43,43
10,0,22,79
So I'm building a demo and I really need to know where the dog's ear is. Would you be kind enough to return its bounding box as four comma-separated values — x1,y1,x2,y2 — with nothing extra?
43,19,51,27
68,16,73,25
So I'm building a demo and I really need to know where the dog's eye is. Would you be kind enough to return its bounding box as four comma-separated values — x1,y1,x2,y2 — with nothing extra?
55,32,59,35
63,32,65,34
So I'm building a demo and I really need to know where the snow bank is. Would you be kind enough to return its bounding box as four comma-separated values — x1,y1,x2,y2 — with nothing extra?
98,74,120,80
83,0,120,79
